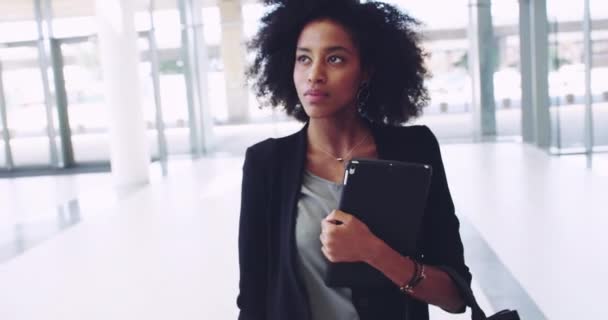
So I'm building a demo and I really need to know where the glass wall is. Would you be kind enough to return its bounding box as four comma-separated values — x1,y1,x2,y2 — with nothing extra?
0,2,53,168
0,60,7,169
492,0,522,139
150,4,192,155
0,0,198,171
386,0,472,141
590,0,608,149
0,5,38,43
201,2,280,125
41,0,191,165
546,1,586,152
2,0,604,173
243,2,284,123
58,37,109,163
201,5,228,124
52,1,172,163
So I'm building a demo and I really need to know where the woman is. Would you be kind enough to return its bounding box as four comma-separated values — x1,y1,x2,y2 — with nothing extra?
238,1,471,319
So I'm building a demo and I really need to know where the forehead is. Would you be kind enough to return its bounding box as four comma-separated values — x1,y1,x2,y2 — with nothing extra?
296,19,357,50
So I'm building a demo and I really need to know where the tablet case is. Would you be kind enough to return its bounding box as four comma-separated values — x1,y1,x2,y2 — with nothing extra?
324,158,432,288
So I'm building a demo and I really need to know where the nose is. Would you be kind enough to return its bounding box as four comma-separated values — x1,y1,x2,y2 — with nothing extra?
308,61,326,84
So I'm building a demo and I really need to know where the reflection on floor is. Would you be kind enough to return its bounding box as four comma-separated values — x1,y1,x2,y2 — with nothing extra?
0,141,606,320
0,199,81,264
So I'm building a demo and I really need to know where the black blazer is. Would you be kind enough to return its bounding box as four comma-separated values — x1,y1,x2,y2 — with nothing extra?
237,121,471,320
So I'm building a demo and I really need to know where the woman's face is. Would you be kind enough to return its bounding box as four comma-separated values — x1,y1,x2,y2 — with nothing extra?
293,19,367,120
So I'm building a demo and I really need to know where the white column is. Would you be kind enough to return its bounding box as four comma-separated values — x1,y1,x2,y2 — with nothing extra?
518,0,551,149
219,0,249,123
468,0,497,139
95,0,150,189
529,0,551,148
519,0,535,143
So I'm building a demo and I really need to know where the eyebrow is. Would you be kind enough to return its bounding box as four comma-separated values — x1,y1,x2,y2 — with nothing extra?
296,46,352,54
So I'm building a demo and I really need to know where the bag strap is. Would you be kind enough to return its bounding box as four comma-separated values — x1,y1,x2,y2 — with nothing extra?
437,266,488,320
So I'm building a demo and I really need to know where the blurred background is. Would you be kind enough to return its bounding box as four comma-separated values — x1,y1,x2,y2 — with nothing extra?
0,1,606,320
0,0,605,172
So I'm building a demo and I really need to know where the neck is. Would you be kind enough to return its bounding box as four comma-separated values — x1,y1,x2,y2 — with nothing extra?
307,112,371,157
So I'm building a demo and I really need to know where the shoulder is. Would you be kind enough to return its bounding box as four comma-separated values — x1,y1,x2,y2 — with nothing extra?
388,124,435,140
245,138,275,160
376,124,439,150
244,128,303,164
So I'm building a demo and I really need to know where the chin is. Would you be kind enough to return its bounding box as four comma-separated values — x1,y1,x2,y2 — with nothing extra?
303,109,337,120
303,105,330,118
304,105,357,121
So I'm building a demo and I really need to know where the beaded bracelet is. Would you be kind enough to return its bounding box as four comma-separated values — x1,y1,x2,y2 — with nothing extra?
399,257,427,294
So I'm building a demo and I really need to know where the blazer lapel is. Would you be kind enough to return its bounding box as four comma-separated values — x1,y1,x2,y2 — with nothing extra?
278,123,311,319
279,122,308,222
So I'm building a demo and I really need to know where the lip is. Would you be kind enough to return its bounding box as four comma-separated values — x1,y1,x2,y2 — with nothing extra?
305,89,329,96
304,89,329,103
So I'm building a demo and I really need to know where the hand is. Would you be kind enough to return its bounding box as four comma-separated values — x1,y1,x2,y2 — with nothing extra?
320,209,379,263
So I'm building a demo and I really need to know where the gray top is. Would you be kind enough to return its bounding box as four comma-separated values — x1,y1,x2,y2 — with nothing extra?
295,170,360,320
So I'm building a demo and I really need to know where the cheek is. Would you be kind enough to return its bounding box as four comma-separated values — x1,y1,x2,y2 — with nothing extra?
293,67,306,95
335,72,361,98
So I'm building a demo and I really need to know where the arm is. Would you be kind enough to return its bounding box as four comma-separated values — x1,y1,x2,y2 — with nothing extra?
416,125,471,311
237,147,269,320
322,209,466,313
364,236,466,313
369,125,470,312
365,125,471,312
321,126,470,312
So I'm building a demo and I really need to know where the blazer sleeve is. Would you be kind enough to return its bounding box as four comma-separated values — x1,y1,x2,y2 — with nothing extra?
237,146,269,320
419,126,472,313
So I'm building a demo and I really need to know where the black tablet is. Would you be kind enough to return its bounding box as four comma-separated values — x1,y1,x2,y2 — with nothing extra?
324,158,432,288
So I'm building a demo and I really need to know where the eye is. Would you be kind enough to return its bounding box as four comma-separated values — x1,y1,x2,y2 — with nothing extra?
328,56,344,64
297,55,311,64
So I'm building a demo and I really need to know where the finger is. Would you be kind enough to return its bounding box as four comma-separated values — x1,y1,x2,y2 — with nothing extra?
321,219,340,231
324,211,344,226
327,219,344,226
325,209,338,221
321,246,335,262
333,209,352,222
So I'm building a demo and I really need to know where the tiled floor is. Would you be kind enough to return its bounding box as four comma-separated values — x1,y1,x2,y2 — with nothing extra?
0,139,606,319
